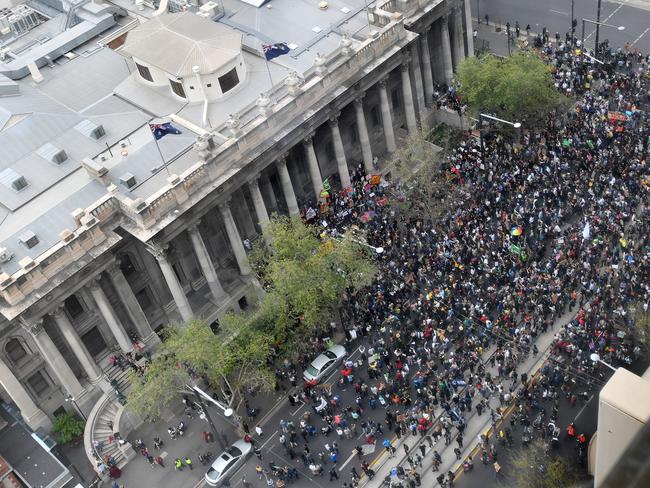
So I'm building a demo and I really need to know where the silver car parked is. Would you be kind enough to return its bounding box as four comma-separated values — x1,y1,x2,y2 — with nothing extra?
303,344,347,384
204,439,252,486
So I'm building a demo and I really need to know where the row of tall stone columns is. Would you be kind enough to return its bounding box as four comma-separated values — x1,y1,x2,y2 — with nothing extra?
419,6,473,96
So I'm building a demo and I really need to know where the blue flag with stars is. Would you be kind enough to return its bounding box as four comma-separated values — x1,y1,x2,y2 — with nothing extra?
149,122,182,140
263,42,290,61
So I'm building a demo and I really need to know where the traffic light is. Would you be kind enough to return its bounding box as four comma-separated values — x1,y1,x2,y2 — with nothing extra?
572,19,578,28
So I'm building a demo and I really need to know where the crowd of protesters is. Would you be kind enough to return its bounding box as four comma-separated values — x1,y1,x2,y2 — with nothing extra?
109,29,649,488
262,35,649,488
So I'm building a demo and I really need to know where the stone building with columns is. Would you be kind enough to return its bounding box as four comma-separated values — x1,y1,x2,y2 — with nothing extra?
0,0,472,441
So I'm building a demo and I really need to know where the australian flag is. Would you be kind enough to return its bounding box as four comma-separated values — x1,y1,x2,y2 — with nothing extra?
149,122,182,140
263,42,290,61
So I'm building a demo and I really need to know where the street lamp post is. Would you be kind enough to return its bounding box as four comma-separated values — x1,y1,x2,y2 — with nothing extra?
571,0,575,40
192,388,228,451
478,113,521,160
595,0,602,57
581,18,625,62
590,353,617,372
65,395,86,421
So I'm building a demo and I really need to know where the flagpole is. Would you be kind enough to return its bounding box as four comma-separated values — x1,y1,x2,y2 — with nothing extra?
264,57,274,93
150,122,170,176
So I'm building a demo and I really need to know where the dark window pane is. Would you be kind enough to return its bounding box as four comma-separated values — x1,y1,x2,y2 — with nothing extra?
65,295,84,319
6,339,27,363
136,63,153,82
218,67,239,93
170,79,186,98
27,371,49,397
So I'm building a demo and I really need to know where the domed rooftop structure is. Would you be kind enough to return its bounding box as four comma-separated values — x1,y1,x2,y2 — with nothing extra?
120,11,242,78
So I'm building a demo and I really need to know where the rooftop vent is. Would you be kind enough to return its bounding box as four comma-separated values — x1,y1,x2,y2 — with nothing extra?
0,168,28,191
120,173,136,189
37,143,68,165
0,247,13,263
18,230,38,249
74,119,106,140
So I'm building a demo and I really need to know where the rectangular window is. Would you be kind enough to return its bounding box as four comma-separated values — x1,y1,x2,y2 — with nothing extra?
136,288,153,311
136,63,153,82
169,79,186,99
65,295,84,319
27,371,49,397
218,67,239,93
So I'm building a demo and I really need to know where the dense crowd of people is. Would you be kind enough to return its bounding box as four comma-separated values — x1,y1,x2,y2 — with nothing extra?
265,36,649,488
112,30,648,488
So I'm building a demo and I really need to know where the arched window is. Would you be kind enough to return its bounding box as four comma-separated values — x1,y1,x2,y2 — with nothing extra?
5,338,28,363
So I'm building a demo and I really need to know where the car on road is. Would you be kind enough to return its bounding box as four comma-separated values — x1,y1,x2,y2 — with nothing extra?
303,344,347,384
204,439,252,486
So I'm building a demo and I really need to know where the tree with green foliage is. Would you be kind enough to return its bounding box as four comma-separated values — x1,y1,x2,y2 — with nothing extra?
507,440,581,488
127,319,274,419
52,411,85,444
249,215,377,359
127,217,376,420
456,52,563,125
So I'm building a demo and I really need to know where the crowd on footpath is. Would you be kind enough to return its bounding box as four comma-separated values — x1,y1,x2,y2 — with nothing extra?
263,39,649,488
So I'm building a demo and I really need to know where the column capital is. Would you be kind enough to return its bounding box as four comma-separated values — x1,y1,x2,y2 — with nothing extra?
247,175,262,187
328,113,341,127
18,316,44,336
377,77,388,88
218,198,232,214
187,219,202,235
275,157,288,170
52,304,69,319
353,95,366,107
303,133,316,145
401,58,412,71
106,257,124,277
147,243,170,261
87,276,103,292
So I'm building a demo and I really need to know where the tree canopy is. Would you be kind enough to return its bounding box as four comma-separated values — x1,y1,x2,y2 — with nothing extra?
248,215,377,358
456,52,562,124
507,440,582,488
127,216,376,419
388,125,465,221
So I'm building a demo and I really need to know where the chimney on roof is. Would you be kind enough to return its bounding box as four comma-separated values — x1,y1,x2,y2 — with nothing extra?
81,158,110,185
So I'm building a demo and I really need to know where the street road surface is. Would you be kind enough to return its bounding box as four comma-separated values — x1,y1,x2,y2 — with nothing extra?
476,0,650,53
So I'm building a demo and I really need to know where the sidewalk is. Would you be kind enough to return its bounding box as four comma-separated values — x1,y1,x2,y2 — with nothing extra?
112,384,287,488
360,304,580,487
472,19,532,57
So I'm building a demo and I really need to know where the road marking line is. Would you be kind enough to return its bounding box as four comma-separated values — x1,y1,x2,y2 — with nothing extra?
260,430,278,449
585,0,629,40
160,451,168,459
290,404,307,417
338,451,357,471
575,394,595,420
549,9,569,15
632,26,650,45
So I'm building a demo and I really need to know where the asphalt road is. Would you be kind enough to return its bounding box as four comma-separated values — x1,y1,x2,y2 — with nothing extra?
452,357,650,488
219,343,392,488
475,0,650,53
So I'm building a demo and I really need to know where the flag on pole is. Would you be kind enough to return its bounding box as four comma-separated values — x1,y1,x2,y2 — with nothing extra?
263,42,290,60
149,122,182,140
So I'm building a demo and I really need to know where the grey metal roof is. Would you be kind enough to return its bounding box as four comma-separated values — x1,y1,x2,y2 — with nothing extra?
120,12,243,77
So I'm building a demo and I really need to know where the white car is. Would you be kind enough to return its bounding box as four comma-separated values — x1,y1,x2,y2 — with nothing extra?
303,344,347,384
204,439,252,486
